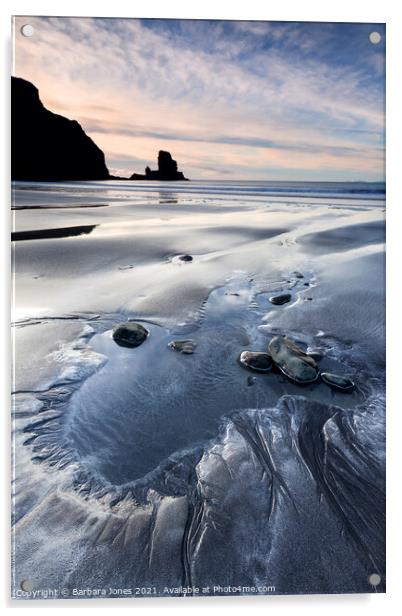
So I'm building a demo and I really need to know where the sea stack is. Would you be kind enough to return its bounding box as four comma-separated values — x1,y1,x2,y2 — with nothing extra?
11,76,110,181
130,150,188,181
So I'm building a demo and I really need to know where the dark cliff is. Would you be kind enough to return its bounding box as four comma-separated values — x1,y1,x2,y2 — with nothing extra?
130,150,188,181
11,77,110,181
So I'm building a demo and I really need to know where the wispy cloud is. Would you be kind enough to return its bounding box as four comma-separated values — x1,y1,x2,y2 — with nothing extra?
13,16,385,180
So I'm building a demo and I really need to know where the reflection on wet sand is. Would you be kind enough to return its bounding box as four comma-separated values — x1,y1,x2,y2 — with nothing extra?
12,224,97,241
12,204,108,210
11,180,385,596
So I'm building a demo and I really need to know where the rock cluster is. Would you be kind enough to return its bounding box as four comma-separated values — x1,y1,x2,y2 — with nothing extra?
239,335,355,392
110,272,354,394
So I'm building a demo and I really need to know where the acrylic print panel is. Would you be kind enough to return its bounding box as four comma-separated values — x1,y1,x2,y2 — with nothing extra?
11,16,385,599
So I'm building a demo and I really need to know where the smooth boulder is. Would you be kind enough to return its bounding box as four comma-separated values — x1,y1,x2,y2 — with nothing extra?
321,372,355,392
112,322,149,348
239,351,273,373
268,336,319,383
269,293,291,305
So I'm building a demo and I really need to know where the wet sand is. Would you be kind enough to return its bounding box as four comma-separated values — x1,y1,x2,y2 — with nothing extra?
11,180,385,597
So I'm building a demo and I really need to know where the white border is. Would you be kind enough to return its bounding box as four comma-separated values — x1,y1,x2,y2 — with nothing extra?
1,1,401,614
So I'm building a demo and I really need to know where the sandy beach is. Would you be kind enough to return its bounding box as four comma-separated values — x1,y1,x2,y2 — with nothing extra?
12,179,385,596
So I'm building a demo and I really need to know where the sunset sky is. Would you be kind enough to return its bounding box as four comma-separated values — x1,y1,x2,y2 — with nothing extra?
13,17,385,181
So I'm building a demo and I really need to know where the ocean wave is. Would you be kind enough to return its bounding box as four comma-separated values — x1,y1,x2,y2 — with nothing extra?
12,180,386,201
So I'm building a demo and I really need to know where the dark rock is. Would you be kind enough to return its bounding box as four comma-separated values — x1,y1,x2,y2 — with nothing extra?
168,339,197,354
12,225,96,242
130,173,148,180
130,150,188,181
179,255,193,262
293,271,304,278
239,351,273,372
321,372,355,392
158,150,182,179
268,336,319,383
12,77,109,181
269,293,291,305
112,322,149,348
247,376,256,386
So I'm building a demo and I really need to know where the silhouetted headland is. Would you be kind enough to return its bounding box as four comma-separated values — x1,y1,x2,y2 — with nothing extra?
12,77,189,182
12,77,109,181
129,150,188,181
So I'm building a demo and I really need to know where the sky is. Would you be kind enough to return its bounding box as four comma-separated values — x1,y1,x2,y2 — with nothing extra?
13,16,385,181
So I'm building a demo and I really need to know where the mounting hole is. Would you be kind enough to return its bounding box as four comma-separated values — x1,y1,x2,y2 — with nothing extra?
21,24,34,37
20,579,33,592
369,31,381,45
368,573,381,587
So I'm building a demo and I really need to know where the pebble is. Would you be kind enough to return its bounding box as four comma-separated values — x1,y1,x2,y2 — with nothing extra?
239,351,273,372
112,322,149,348
321,372,355,392
168,339,197,354
269,293,291,306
